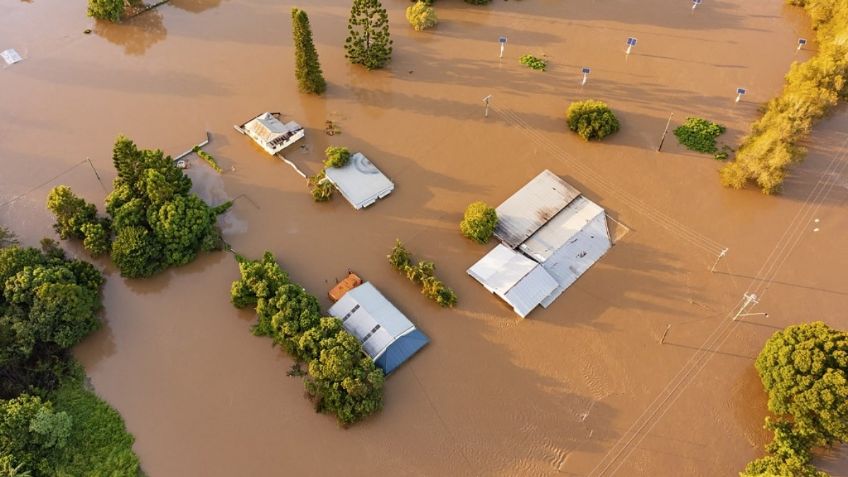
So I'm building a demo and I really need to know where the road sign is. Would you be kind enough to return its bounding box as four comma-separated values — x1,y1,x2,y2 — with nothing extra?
499,36,507,44
798,38,807,46
582,67,591,74
627,37,637,46
498,36,507,59
736,88,746,95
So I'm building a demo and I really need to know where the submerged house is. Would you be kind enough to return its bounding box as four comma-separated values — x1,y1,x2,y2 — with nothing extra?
237,112,305,155
328,281,429,375
324,153,395,210
468,170,612,318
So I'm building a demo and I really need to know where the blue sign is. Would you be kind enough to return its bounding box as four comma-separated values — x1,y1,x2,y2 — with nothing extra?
798,38,807,46
736,88,747,95
582,67,591,74
627,37,637,46
499,36,507,44
692,0,702,4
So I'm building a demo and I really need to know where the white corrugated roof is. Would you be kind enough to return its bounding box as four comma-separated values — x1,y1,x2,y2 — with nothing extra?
328,282,415,360
494,170,581,249
467,244,538,294
324,153,394,210
503,265,560,317
520,196,605,261
467,244,558,318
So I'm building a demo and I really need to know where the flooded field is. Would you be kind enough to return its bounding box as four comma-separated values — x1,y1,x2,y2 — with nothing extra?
1,0,846,475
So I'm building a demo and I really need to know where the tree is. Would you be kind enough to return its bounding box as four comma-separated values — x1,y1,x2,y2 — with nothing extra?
45,187,98,241
460,201,497,244
291,8,327,94
755,322,848,444
323,146,351,168
345,0,393,70
741,419,828,477
86,0,129,22
566,100,620,141
0,394,71,476
406,1,437,31
304,328,384,425
230,252,290,309
109,226,163,279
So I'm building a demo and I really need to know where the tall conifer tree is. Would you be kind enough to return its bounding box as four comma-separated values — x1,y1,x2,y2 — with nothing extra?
291,8,326,94
345,0,393,70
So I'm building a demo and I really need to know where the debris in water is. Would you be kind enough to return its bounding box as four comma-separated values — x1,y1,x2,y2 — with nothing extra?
84,29,92,35
324,120,341,136
1,49,23,65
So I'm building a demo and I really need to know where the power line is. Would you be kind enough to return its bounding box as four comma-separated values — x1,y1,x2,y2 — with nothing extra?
0,160,88,210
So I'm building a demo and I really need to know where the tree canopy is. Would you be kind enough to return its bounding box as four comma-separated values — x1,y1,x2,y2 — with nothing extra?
47,136,230,278
741,321,848,476
231,252,384,425
460,201,498,244
566,99,620,141
292,8,327,94
345,0,393,70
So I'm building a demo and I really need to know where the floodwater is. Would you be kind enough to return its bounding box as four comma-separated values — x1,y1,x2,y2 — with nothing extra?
1,0,847,475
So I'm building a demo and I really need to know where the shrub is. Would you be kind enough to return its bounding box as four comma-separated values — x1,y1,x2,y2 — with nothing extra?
323,146,351,168
193,146,223,173
308,171,335,202
460,201,497,244
566,99,620,141
519,54,547,71
292,8,327,95
673,117,726,154
720,0,848,194
406,1,438,31
387,240,457,308
345,0,393,70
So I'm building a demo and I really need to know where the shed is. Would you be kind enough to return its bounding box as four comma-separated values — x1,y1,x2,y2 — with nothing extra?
324,153,394,210
467,244,559,318
328,282,428,375
241,112,305,155
519,196,612,307
328,272,362,302
494,169,581,249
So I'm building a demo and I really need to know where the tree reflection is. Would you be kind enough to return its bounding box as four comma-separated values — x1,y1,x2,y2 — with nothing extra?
169,0,224,13
94,8,167,56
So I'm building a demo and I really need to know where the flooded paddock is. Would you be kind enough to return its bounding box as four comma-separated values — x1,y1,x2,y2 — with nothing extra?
1,0,846,475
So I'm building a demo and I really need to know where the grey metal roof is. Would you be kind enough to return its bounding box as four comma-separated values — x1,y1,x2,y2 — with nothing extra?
324,153,394,210
467,244,559,318
493,170,581,249
328,282,416,360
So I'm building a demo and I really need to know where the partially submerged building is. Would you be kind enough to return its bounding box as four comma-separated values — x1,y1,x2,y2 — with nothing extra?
468,170,612,318
328,281,428,375
236,112,304,155
324,153,394,210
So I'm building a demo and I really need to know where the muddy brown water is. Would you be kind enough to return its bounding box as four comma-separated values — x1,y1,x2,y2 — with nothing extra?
1,0,847,475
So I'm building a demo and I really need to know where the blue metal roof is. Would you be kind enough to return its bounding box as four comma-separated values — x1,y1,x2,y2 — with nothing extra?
375,329,430,375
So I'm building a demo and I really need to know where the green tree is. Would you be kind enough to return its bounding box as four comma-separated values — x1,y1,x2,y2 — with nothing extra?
345,0,393,70
566,100,620,141
0,394,71,475
741,419,827,477
86,0,130,22
304,328,384,425
405,1,437,31
291,8,327,94
147,194,216,267
109,226,163,279
674,117,727,154
387,239,412,270
45,187,98,242
323,146,351,168
755,322,848,444
460,201,498,244
230,252,290,309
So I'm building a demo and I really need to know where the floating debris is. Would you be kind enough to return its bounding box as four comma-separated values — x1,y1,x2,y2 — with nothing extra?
324,120,341,136
1,49,23,66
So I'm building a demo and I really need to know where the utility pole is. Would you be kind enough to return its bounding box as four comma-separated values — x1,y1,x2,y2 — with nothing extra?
86,157,107,193
710,247,729,272
482,95,492,118
657,112,674,152
660,324,671,344
733,293,760,321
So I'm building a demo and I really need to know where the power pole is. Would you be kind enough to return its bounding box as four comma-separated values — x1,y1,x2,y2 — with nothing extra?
710,247,729,272
660,324,671,344
86,157,107,193
733,293,759,321
482,95,492,118
657,112,674,152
